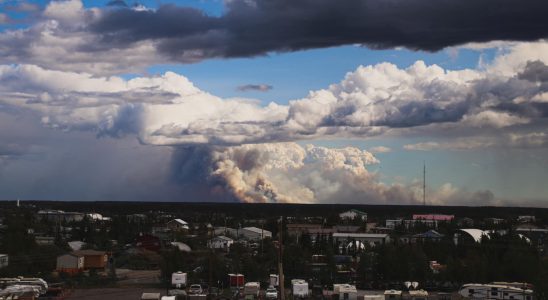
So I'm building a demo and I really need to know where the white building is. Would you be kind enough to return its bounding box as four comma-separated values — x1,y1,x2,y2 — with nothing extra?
208,236,234,250
167,219,190,231
332,233,389,247
240,227,272,241
339,209,367,221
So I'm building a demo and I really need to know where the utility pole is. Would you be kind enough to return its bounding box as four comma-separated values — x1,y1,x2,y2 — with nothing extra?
278,217,285,300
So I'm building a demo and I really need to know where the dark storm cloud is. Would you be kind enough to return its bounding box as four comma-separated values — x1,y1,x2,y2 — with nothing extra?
236,84,273,92
90,0,548,60
519,60,548,82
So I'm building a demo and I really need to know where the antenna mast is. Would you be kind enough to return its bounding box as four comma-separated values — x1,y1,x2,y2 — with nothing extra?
423,162,426,206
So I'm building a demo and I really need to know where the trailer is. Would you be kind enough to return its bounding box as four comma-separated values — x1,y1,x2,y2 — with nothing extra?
244,282,261,299
333,284,357,300
229,274,245,288
363,295,384,300
458,283,533,300
383,290,402,300
408,290,428,300
171,271,187,289
269,274,279,287
291,279,309,299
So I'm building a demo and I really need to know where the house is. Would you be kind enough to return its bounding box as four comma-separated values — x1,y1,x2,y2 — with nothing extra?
332,233,389,247
339,209,367,221
214,226,239,237
412,214,454,223
518,215,536,223
136,234,162,252
208,236,234,250
240,227,272,241
167,219,189,231
0,254,8,268
72,250,108,269
56,253,85,274
457,217,474,227
385,219,403,229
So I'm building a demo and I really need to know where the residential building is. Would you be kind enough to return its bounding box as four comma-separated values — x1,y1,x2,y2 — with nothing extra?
208,236,234,250
484,218,505,225
518,215,536,223
167,219,189,231
332,233,389,246
333,225,362,233
385,219,403,229
339,209,367,221
287,224,323,237
240,227,272,240
37,210,85,222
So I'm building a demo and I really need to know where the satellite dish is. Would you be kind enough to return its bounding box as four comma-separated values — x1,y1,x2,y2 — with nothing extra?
404,282,411,289
411,282,419,289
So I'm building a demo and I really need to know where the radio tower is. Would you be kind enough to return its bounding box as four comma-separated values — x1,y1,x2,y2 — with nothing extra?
423,161,426,206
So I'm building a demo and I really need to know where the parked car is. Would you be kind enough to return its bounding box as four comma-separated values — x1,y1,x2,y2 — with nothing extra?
189,284,203,294
265,287,278,300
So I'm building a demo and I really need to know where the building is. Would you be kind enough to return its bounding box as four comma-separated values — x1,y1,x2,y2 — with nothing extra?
208,236,234,251
214,226,239,237
333,225,362,233
413,230,445,242
332,233,389,247
136,234,162,252
56,253,85,274
72,250,108,269
385,219,403,229
240,227,272,241
167,219,189,231
518,215,536,223
287,224,323,237
484,218,505,225
457,217,474,227
0,254,8,268
339,209,367,221
37,210,85,222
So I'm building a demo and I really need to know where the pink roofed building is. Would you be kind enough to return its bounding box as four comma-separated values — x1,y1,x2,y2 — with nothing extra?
413,214,454,221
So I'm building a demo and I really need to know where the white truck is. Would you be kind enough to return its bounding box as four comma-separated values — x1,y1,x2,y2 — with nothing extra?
171,271,187,289
291,279,309,299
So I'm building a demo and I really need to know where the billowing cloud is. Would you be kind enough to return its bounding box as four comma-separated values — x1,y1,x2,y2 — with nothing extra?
166,142,508,205
237,84,273,92
0,0,547,74
1,42,548,147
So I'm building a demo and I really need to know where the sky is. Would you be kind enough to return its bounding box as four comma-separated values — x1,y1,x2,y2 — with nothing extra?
0,0,547,206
